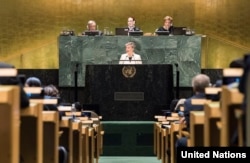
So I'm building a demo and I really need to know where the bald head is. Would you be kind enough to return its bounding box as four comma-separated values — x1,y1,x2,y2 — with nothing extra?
87,20,97,31
192,74,210,93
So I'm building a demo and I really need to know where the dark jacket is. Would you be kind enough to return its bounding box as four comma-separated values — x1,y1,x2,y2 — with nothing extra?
156,26,174,33
183,92,206,131
125,26,141,32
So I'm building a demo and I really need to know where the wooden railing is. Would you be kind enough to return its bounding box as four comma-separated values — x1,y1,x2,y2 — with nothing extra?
153,68,245,163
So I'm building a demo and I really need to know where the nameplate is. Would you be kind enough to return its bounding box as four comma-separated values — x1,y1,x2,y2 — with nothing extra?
114,92,144,101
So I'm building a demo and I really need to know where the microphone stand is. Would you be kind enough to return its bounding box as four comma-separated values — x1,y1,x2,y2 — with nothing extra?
74,63,79,102
175,63,180,99
129,57,132,62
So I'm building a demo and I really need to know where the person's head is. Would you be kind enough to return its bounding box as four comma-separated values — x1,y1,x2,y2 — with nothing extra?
163,16,173,29
25,77,42,87
87,20,97,31
125,42,135,55
74,101,83,111
44,84,60,98
192,74,211,93
127,17,136,28
229,57,245,68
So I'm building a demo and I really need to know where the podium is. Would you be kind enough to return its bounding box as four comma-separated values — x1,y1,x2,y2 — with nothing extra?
84,64,174,121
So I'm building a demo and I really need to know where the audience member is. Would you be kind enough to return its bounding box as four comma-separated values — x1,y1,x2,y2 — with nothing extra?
44,84,60,98
229,56,247,146
119,42,142,64
0,62,29,109
175,74,210,148
229,57,245,68
43,85,68,162
24,76,44,99
25,77,42,87
43,84,60,111
73,101,83,112
237,54,249,146
156,16,174,33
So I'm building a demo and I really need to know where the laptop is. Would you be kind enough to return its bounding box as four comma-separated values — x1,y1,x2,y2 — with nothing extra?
115,28,129,35
128,31,143,36
172,27,186,35
84,30,100,36
155,31,170,36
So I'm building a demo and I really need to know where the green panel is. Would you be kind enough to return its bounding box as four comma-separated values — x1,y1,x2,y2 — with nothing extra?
59,35,202,87
102,121,154,156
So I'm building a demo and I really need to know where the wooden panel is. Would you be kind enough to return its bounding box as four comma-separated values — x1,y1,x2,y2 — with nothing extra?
190,111,204,146
204,102,221,146
220,86,243,146
0,86,20,163
21,102,43,163
43,111,59,163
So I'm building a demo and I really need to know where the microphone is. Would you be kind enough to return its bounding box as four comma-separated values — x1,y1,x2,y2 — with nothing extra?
75,62,79,72
129,57,132,62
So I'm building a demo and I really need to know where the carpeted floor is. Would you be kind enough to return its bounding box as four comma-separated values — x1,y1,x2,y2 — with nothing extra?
99,156,161,163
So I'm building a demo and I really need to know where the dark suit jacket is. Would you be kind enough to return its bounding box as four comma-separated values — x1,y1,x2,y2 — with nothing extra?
156,26,174,33
0,62,29,109
183,93,206,131
125,26,141,32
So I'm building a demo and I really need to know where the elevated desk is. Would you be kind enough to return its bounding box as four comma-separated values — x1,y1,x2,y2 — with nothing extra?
59,35,202,87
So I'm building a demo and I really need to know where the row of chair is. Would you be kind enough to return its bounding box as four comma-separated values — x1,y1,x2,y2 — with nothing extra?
153,68,245,163
0,82,104,163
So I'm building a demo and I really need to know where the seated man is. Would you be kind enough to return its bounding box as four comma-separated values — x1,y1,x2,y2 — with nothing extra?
176,74,210,147
126,17,141,32
83,20,103,36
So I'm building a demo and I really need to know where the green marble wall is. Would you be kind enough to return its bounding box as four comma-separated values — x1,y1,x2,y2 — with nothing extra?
59,35,201,87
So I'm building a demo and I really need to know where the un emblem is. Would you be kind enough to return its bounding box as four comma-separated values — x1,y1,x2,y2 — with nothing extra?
122,66,136,78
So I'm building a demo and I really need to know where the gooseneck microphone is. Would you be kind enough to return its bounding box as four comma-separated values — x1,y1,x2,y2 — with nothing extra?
175,63,179,99
74,63,79,102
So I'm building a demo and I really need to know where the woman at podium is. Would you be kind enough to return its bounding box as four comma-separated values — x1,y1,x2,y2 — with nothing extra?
119,42,142,64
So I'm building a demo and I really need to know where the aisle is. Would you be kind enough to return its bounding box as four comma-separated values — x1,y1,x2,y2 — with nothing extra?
99,156,161,163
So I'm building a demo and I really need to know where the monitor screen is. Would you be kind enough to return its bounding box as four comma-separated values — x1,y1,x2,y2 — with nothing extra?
84,31,100,36
155,31,170,36
115,28,129,35
128,31,143,36
172,27,186,35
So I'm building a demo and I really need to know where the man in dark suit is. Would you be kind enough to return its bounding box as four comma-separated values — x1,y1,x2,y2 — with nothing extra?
126,17,141,32
0,62,29,109
176,74,210,147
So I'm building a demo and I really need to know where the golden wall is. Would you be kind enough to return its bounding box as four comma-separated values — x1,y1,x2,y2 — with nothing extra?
0,0,249,69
